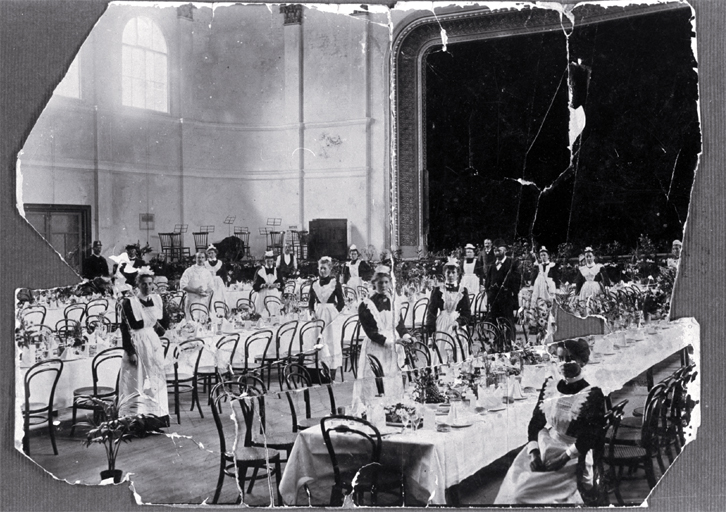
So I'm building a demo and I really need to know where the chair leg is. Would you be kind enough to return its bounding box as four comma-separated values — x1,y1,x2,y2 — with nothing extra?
247,466,259,494
274,458,283,505
23,416,30,455
613,465,625,505
212,457,226,504
644,456,658,488
174,382,181,424
48,413,58,455
70,403,77,437
237,463,248,503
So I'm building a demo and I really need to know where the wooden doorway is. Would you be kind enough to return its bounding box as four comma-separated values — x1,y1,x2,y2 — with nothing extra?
24,204,91,275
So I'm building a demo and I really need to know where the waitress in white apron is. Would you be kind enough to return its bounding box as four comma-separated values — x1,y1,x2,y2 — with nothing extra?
460,243,484,294
530,246,559,307
342,245,371,293
425,257,472,362
204,244,227,309
353,265,408,404
308,256,345,380
179,251,214,320
253,251,282,317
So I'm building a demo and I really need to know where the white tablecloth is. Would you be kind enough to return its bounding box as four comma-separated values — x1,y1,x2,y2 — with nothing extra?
279,318,700,505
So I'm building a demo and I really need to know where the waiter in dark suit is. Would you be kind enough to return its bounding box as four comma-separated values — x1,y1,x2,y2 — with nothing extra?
485,239,521,343
83,240,110,279
479,238,496,285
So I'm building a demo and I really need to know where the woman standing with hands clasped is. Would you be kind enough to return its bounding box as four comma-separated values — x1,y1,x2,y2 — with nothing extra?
180,251,215,320
118,270,170,425
354,265,409,402
308,257,345,380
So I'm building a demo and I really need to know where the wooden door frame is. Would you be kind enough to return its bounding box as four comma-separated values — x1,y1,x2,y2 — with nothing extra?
24,203,92,275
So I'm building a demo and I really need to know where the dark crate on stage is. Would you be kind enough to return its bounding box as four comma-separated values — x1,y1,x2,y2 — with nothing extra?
307,219,347,261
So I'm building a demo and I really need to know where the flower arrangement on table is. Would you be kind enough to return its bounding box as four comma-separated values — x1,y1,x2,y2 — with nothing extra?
410,368,446,404
383,402,418,424
281,294,302,316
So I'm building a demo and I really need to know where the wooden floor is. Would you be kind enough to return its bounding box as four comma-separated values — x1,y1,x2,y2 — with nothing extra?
24,352,688,506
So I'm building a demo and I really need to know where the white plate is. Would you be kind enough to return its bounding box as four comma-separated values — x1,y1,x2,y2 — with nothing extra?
488,406,506,412
451,422,473,428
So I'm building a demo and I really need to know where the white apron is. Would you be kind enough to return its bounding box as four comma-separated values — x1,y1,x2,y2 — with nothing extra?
353,298,406,404
312,280,342,368
435,286,463,363
460,260,480,295
181,265,213,320
578,264,603,301
495,379,594,505
204,260,227,307
118,295,169,418
531,262,557,307
255,267,281,318
346,260,363,290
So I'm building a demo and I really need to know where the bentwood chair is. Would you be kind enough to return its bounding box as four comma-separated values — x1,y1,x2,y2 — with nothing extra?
70,347,123,436
340,315,360,381
282,362,336,430
85,298,109,318
342,286,358,304
64,303,86,324
226,329,272,377
410,297,430,338
209,383,282,505
356,286,369,300
55,318,82,342
579,399,629,506
235,297,255,315
257,319,298,390
166,339,205,424
297,319,326,370
20,305,46,329
300,281,312,302
431,331,459,364
366,354,385,396
264,295,282,317
85,314,112,333
189,303,210,323
321,415,406,506
23,358,64,455
241,329,276,380
213,301,230,319
604,387,666,504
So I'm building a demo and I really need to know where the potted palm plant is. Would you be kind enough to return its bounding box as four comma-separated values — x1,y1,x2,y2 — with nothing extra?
77,393,165,483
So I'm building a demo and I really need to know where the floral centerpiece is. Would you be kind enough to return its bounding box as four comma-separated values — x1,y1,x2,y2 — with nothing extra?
410,368,446,404
383,402,418,424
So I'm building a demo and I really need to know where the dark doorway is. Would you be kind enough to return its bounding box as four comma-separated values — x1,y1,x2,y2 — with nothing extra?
25,204,91,275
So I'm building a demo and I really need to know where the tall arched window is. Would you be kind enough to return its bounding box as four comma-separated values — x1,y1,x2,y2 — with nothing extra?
121,17,168,112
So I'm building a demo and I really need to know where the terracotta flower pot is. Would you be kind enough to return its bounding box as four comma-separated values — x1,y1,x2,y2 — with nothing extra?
100,469,123,483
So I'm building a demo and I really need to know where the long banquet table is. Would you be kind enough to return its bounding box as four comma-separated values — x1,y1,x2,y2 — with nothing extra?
278,318,700,505
17,308,357,413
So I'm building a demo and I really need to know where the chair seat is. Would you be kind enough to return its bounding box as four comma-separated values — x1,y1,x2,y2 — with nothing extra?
252,431,298,449
632,406,644,417
607,444,648,461
167,372,194,381
197,366,217,375
73,386,115,397
22,402,50,414
297,417,325,430
620,416,642,429
233,445,282,461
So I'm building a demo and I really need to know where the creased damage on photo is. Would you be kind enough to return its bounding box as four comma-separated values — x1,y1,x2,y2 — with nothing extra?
14,0,701,507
